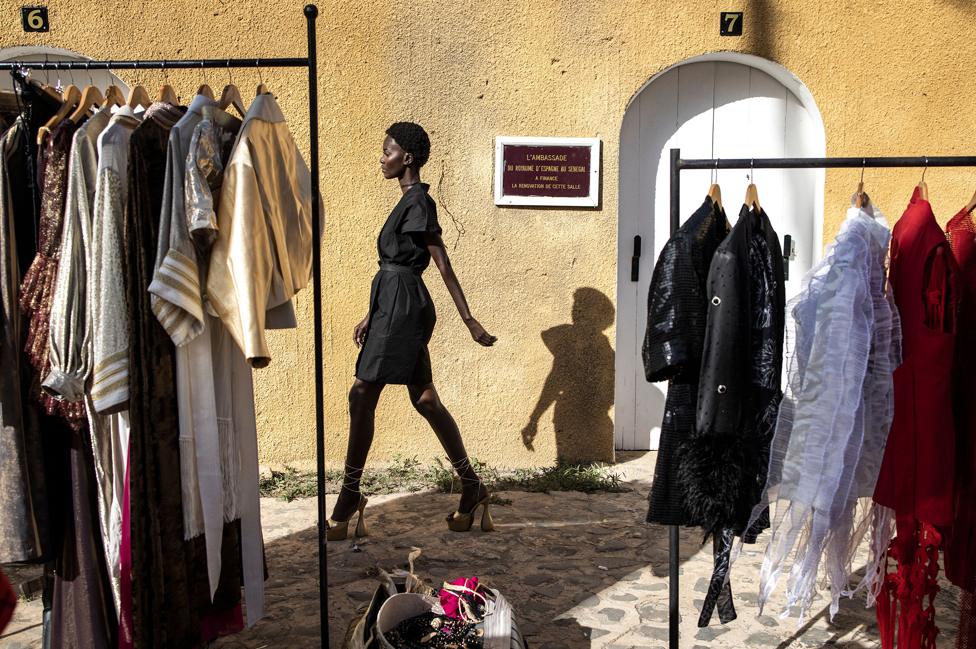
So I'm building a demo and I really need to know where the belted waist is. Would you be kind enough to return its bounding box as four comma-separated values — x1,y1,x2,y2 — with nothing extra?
379,262,422,276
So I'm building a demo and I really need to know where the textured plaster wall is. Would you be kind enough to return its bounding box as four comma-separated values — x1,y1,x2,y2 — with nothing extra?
6,0,976,471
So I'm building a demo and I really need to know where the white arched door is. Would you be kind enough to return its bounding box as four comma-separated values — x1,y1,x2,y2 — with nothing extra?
615,56,826,451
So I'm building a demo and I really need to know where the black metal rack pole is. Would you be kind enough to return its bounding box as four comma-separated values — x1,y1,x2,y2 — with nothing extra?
2,9,331,645
0,57,308,70
677,155,976,170
666,147,976,649
667,148,681,649
303,4,329,649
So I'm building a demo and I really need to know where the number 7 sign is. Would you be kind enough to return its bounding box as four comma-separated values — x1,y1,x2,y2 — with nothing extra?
720,11,743,36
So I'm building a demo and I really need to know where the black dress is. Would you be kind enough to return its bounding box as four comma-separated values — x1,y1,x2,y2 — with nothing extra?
642,197,729,526
355,183,441,385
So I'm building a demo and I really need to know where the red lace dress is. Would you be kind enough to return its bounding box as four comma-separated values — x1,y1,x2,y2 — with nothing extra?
873,189,958,649
18,118,86,427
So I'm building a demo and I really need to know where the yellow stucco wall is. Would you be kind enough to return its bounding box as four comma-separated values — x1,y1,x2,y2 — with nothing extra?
7,0,976,471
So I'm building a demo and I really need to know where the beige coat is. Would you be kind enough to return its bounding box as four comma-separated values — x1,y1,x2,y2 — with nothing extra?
205,93,313,369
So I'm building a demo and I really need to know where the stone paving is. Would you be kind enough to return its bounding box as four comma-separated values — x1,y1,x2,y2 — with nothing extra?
1,451,961,648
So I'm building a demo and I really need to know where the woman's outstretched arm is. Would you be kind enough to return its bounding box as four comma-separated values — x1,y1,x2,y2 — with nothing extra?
425,233,497,347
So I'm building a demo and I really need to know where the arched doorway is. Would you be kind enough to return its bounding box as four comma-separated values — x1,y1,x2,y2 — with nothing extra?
614,54,826,451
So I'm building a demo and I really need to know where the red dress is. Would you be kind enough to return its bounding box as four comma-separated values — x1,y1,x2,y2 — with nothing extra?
945,207,976,592
0,568,14,634
873,188,958,649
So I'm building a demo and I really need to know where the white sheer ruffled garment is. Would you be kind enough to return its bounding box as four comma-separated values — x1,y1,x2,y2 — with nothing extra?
738,197,901,622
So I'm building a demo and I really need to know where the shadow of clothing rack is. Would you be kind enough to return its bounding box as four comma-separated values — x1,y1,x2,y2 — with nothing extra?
0,5,331,646
665,147,976,649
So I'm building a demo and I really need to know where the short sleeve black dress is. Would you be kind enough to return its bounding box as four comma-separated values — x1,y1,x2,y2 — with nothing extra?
355,183,442,385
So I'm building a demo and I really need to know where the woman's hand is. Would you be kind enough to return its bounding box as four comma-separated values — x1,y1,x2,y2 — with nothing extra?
353,316,370,348
464,317,497,347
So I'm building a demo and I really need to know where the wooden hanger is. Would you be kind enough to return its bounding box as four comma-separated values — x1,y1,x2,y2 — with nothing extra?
707,183,723,210
917,159,930,201
70,64,104,123
102,84,125,108
38,84,81,146
195,60,215,100
707,161,723,210
156,63,178,105
744,183,760,212
744,162,760,211
157,83,178,105
855,163,870,208
255,60,268,96
69,84,104,123
219,83,246,117
126,84,152,110
855,181,870,208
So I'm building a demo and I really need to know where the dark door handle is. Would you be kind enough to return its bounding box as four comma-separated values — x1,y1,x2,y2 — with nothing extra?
783,234,795,280
631,235,642,282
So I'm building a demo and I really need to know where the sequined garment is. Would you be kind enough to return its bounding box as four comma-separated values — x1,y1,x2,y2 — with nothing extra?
43,108,111,402
18,118,86,426
384,612,485,649
642,196,729,526
91,107,142,414
677,204,786,627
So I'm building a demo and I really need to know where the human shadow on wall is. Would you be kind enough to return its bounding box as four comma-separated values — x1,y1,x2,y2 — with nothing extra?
520,287,615,464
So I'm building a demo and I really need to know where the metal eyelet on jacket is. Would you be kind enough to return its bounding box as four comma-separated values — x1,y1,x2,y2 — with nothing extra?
711,296,721,306
717,385,727,394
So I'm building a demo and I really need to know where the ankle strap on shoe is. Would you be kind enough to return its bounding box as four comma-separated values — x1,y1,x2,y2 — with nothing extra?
449,456,482,487
341,463,364,494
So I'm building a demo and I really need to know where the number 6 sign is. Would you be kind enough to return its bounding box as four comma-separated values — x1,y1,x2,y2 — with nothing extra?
21,6,50,33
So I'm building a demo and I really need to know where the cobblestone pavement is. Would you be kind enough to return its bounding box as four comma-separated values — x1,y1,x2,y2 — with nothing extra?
2,452,961,648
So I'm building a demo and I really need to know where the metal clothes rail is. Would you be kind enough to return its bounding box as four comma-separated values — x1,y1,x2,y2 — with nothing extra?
3,5,331,646
665,148,976,649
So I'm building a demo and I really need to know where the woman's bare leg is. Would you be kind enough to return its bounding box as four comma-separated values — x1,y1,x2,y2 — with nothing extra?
330,378,384,521
407,383,488,513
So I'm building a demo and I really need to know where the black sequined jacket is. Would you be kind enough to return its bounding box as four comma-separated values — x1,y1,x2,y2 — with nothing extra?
677,204,786,542
642,197,729,526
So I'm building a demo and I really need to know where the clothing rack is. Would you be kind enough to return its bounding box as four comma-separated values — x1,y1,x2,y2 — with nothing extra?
666,148,976,649
0,5,332,647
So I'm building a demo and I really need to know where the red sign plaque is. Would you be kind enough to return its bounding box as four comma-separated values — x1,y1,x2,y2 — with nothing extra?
501,145,591,198
494,137,601,207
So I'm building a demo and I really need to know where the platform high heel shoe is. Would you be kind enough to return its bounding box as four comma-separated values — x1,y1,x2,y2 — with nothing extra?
327,465,369,541
446,459,495,532
326,495,369,541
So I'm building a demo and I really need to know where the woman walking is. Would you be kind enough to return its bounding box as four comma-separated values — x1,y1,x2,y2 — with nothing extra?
327,122,497,540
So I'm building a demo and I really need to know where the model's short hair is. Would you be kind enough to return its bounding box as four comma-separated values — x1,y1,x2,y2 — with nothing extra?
386,121,431,168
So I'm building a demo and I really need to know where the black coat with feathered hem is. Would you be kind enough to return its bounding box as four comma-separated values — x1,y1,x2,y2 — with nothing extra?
677,204,786,544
